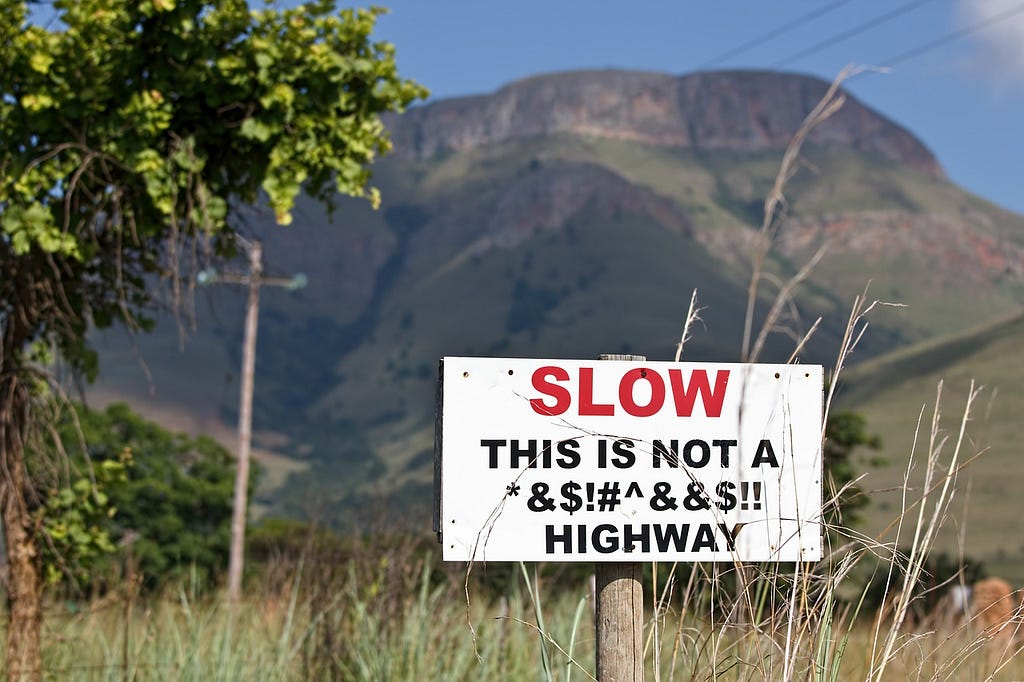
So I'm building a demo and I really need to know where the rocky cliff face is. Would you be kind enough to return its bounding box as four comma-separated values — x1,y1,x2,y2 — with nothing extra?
386,69,943,178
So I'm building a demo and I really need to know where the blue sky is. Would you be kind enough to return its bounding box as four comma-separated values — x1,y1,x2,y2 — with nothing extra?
30,1,1021,212
360,0,1024,214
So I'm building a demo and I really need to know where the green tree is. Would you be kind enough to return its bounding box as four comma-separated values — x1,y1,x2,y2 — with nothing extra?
823,410,882,536
52,403,240,592
0,1,426,674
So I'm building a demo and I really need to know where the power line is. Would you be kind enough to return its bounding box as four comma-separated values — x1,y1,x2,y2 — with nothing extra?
877,0,1024,68
772,0,939,68
700,0,855,68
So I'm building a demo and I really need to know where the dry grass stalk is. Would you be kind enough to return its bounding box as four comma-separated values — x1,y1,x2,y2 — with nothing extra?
869,380,981,681
740,64,856,364
673,288,704,363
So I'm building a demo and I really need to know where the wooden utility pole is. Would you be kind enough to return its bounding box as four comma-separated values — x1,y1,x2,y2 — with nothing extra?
595,353,645,682
228,240,262,604
197,239,306,605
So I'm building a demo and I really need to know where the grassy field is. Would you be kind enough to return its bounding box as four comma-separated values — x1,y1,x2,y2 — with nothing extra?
26,544,1024,681
21,372,1024,681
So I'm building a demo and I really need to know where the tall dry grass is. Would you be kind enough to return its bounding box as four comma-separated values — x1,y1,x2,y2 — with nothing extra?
26,425,1022,682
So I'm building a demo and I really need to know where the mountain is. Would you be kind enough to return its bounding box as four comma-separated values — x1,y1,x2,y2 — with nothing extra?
89,70,1024,540
387,70,942,177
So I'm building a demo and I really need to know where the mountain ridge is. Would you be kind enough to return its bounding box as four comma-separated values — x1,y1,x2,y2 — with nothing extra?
386,69,943,179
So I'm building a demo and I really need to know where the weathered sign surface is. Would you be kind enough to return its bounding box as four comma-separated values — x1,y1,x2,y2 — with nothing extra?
437,357,823,562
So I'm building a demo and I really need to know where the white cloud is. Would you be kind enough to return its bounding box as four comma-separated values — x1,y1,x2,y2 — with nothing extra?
959,0,1024,81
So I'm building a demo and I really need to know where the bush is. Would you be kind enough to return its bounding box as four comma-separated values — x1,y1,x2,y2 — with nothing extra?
46,402,245,592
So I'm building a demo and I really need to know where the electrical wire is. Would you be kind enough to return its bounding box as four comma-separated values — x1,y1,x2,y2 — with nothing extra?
772,0,939,68
878,0,1024,68
700,0,856,68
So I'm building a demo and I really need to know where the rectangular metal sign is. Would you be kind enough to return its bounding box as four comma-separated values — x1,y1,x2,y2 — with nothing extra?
437,357,823,562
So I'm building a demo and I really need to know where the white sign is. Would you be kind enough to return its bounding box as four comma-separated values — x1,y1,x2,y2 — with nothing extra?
437,357,823,563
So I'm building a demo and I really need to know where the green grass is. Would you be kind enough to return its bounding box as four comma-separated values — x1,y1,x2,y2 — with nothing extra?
30,554,596,681
22,547,1024,681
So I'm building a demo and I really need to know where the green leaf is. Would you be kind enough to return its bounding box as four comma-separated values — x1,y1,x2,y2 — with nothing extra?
21,92,55,111
260,83,295,109
254,52,273,70
29,51,53,74
240,117,274,142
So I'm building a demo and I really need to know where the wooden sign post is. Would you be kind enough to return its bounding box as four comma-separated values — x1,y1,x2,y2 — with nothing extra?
596,559,643,680
595,354,645,682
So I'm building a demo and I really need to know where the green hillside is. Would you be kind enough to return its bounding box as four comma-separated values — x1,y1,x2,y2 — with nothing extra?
837,311,1024,582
